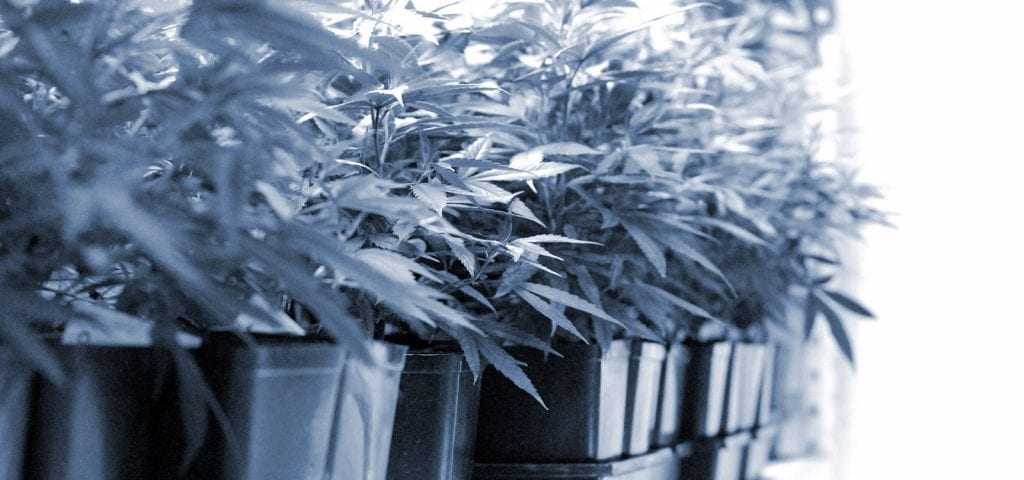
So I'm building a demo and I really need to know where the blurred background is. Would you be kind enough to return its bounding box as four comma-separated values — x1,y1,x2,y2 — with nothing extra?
798,1,1024,478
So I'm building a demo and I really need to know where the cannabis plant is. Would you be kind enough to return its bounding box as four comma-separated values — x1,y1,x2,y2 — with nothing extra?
644,0,887,359
417,1,755,350
432,0,887,360
282,0,641,401
0,0,471,378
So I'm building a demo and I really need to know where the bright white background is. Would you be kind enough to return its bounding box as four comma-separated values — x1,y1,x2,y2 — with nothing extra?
842,2,1024,478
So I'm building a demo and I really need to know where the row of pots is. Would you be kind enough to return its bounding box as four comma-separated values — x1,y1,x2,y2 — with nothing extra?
473,340,776,464
472,427,779,480
0,338,775,480
0,337,479,480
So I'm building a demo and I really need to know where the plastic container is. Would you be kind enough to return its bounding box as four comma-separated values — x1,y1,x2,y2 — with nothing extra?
475,340,630,463
742,425,777,480
679,431,751,480
623,341,665,456
22,345,184,480
723,343,767,434
743,344,769,429
190,335,348,480
679,342,732,439
387,351,480,480
326,340,408,480
0,348,32,480
768,342,814,459
473,447,679,480
755,345,776,428
652,343,687,448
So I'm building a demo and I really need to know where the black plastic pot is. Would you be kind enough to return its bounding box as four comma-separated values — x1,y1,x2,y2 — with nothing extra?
742,425,777,480
22,345,185,480
387,351,480,480
755,345,776,428
475,340,630,463
723,343,767,434
0,348,32,480
473,447,679,480
623,341,665,456
188,335,347,480
325,340,407,480
652,343,687,448
678,431,750,480
768,342,813,459
679,342,732,439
